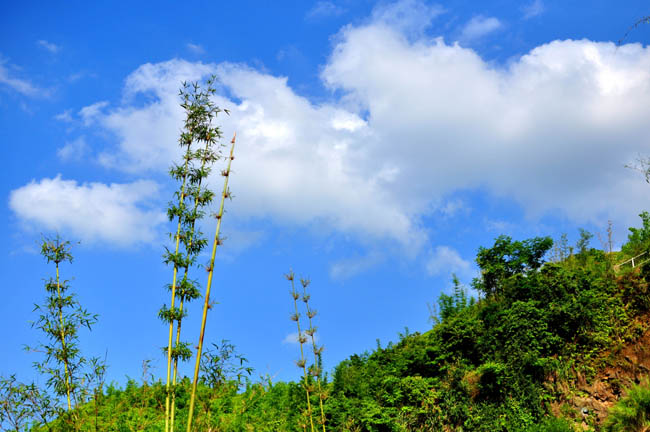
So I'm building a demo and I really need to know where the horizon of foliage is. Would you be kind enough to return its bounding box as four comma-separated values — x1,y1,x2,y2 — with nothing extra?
2,209,649,431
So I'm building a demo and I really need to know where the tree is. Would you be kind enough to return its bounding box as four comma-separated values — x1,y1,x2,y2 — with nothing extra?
473,235,553,297
621,211,650,257
576,228,593,256
626,155,650,184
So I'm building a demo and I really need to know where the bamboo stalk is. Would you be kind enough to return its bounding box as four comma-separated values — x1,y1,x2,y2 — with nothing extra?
186,133,236,432
170,139,213,431
55,263,72,411
301,278,326,432
164,154,190,432
288,271,315,432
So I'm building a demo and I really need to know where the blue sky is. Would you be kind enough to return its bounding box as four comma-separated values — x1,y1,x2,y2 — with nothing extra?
2,0,650,389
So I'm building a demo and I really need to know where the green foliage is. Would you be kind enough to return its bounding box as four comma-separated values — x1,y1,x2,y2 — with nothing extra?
0,375,47,432
199,340,253,389
604,379,650,431
160,77,227,432
325,230,648,431
28,236,100,414
576,228,594,256
621,211,650,257
437,274,474,322
185,104,237,432
7,236,107,432
17,218,650,431
527,416,574,432
473,235,554,297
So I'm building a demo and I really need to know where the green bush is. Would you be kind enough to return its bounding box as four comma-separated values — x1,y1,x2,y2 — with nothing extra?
604,380,650,432
527,416,574,432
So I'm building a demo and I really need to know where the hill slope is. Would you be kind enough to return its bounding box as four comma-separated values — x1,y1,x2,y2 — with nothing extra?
21,215,650,431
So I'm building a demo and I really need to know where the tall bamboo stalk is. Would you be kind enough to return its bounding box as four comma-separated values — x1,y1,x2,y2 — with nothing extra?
300,278,326,432
170,138,218,431
34,236,97,429
186,133,236,432
164,142,192,432
287,271,315,432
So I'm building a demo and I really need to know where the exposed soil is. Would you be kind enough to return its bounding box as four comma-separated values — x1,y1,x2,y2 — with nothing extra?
548,314,650,429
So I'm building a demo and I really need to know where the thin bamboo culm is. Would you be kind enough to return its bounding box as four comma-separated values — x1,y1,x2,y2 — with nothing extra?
55,260,73,411
170,136,220,431
186,133,236,432
301,278,327,432
287,271,315,432
164,186,187,432
163,128,192,432
162,79,225,431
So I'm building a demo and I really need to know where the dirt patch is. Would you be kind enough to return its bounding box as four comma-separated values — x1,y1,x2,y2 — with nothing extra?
548,315,650,428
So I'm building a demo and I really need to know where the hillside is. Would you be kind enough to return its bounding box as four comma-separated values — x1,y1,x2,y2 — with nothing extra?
11,213,650,431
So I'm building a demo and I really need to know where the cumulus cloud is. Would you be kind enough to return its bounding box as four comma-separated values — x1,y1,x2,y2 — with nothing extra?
72,0,650,253
426,246,473,278
37,40,60,54
88,60,215,172
9,176,165,246
371,0,444,37
322,21,650,229
460,15,502,41
80,58,422,247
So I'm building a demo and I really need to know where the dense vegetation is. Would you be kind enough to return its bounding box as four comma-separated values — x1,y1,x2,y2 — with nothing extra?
2,211,649,431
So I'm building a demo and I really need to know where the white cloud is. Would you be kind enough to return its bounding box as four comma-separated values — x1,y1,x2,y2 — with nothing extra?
522,0,545,19
0,59,39,96
460,15,502,41
79,101,108,126
215,227,266,260
54,109,73,122
90,60,215,172
80,58,422,247
329,252,383,280
37,40,60,54
57,136,88,161
371,0,444,37
439,198,467,218
426,246,473,278
72,0,650,253
322,20,650,230
9,176,165,246
306,1,345,19
186,43,205,54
